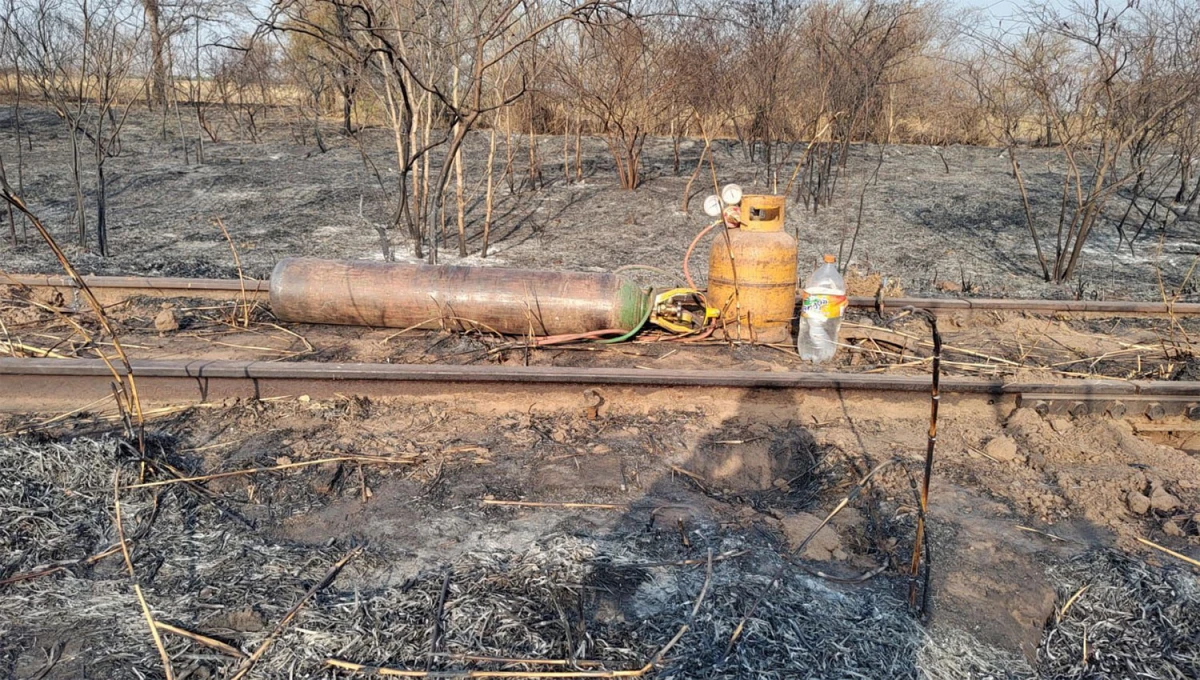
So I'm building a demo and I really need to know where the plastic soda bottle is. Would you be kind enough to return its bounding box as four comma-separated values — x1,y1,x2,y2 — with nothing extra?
797,254,847,363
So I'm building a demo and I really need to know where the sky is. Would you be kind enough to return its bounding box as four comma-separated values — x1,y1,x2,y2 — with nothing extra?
954,0,1094,26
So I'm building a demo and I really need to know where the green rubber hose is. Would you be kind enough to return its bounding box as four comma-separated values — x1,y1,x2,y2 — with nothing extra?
597,292,653,344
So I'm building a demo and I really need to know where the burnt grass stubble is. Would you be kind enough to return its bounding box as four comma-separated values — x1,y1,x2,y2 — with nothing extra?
0,410,1012,680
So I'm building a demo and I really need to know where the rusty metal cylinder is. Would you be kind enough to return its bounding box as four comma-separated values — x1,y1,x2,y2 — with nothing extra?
269,258,650,336
707,195,798,344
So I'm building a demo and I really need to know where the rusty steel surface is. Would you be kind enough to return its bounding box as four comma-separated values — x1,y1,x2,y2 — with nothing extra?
1,358,1196,418
268,258,648,335
7,273,1200,315
4,274,269,304
857,296,1200,315
1018,392,1200,420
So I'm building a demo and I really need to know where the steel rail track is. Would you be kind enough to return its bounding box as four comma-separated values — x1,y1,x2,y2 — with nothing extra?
6,274,1200,315
1,357,1197,419
5,274,270,303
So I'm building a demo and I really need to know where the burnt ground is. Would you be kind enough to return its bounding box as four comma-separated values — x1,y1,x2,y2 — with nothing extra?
0,107,1199,680
0,387,1198,679
0,107,1198,301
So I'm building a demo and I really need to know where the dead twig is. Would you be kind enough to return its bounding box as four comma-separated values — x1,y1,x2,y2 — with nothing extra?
124,455,418,490
481,499,627,511
113,472,176,680
1136,536,1200,570
260,321,314,358
964,445,1001,464
1016,525,1083,544
430,654,605,669
794,560,890,584
383,315,507,342
0,544,121,587
2,404,219,437
0,339,73,358
325,659,637,678
1057,585,1090,622
666,464,707,486
1,393,116,435
179,431,280,453
155,621,246,659
215,217,250,328
600,550,746,569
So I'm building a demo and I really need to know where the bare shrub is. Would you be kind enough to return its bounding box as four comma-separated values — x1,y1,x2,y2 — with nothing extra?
968,0,1200,282
272,0,623,261
559,16,672,190
5,0,144,255
210,36,278,143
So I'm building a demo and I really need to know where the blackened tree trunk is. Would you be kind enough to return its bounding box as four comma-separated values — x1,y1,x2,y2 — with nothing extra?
143,0,167,109
334,2,355,135
96,156,109,256
69,128,86,247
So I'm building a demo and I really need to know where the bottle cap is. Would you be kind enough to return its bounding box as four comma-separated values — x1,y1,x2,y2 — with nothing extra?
823,254,836,263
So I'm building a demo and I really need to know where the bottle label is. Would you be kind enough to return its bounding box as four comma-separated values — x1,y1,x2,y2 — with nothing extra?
802,294,847,320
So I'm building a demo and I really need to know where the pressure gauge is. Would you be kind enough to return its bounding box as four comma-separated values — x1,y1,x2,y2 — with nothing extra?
703,194,722,217
721,184,743,206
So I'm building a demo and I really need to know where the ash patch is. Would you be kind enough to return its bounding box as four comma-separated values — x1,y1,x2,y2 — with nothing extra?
0,437,128,576
662,571,1034,680
0,436,349,679
1170,355,1200,381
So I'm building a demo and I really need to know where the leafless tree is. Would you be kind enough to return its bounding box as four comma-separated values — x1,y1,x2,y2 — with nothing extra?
970,0,1200,282
560,15,671,190
791,0,931,212
269,0,626,261
210,35,277,142
959,29,1053,280
6,0,145,255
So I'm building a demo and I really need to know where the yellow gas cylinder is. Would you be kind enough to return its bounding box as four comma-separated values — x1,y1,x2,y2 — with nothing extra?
707,194,798,344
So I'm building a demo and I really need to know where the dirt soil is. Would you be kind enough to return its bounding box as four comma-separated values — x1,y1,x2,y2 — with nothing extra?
1,108,1198,302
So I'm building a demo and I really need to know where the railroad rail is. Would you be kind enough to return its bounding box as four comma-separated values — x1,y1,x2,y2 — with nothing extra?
5,274,270,304
6,274,1200,316
1,357,1197,419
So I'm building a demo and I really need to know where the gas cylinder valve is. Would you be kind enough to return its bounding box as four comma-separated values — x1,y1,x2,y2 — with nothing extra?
650,288,718,335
